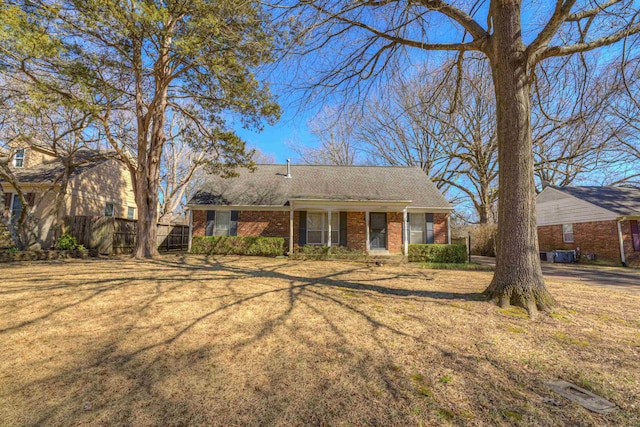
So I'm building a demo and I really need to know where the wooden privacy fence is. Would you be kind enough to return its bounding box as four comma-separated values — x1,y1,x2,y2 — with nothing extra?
64,216,189,255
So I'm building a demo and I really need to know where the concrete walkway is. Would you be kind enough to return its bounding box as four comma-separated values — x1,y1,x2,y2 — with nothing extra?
472,256,640,295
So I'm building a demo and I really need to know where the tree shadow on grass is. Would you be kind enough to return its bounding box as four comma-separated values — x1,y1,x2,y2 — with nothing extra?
1,255,496,426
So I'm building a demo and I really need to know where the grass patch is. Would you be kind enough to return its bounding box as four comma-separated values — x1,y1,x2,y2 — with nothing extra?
436,408,455,420
439,375,453,384
553,332,590,348
496,306,530,319
0,255,638,426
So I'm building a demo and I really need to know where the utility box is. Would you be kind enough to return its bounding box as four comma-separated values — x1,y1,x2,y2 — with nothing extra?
553,250,576,263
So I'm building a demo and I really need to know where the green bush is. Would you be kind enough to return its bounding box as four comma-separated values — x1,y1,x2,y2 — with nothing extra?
408,244,467,263
290,245,368,261
54,233,80,250
190,236,285,257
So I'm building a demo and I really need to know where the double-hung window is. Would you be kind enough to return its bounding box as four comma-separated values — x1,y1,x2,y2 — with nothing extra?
213,211,231,236
13,149,25,168
10,194,22,222
631,220,640,251
408,213,434,244
105,202,115,217
307,212,339,245
127,207,136,220
562,224,574,243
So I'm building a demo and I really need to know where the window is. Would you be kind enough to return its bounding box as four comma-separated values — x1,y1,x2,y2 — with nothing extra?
562,224,574,243
10,194,22,222
631,220,640,251
104,202,115,217
127,207,135,220
408,213,435,244
307,212,339,245
409,213,424,244
214,211,231,236
13,149,25,168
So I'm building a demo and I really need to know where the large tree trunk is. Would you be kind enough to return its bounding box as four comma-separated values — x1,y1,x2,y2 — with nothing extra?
483,0,556,314
134,168,161,258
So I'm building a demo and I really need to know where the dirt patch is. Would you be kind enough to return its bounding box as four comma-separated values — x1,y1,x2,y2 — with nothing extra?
1,255,638,426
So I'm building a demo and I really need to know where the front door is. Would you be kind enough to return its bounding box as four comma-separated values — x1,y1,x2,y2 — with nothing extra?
369,212,387,250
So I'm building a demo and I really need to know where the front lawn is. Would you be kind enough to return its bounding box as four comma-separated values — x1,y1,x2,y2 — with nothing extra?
0,255,638,426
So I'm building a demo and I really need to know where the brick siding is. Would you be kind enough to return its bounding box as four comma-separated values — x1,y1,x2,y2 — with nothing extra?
434,213,449,244
192,208,451,255
192,210,206,237
346,212,367,251
387,212,403,253
536,220,637,265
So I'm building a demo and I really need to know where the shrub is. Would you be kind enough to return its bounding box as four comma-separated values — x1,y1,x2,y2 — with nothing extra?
54,233,80,250
408,244,467,263
190,236,285,257
470,224,497,257
290,245,368,261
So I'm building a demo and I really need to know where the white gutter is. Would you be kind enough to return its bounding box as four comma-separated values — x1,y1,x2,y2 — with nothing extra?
617,218,626,266
447,213,451,244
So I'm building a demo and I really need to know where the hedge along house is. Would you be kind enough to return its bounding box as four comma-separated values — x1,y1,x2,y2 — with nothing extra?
536,186,640,267
187,163,453,256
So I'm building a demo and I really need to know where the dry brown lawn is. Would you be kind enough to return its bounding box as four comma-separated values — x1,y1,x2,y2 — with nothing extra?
0,255,639,426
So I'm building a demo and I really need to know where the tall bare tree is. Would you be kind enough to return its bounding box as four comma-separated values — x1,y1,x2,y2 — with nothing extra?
285,0,640,314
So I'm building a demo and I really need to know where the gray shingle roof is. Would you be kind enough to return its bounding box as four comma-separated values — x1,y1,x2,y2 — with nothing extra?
6,150,112,183
190,164,452,209
552,185,640,216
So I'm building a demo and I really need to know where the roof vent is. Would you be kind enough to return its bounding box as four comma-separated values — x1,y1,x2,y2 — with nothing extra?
285,159,291,179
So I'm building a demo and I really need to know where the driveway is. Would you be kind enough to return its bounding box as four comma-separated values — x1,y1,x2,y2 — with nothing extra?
473,256,640,294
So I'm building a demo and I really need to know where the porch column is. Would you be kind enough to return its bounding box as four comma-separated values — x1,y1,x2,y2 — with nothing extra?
289,207,294,255
365,210,370,252
327,210,332,247
403,208,408,256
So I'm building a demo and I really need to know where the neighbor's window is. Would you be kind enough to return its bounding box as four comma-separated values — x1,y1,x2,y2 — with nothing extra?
104,202,115,217
631,220,640,251
214,211,231,236
307,212,339,245
562,223,574,243
13,149,25,168
127,207,135,220
10,194,22,222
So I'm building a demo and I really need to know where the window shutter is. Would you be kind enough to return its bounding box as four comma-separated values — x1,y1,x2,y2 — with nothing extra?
26,193,36,207
230,211,238,236
206,211,215,236
3,193,11,211
425,213,435,244
299,211,307,246
340,211,347,246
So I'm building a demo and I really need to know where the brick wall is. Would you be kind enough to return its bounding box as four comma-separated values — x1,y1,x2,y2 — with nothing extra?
537,220,622,264
387,212,403,254
620,220,640,267
237,211,289,237
192,208,452,256
346,212,366,251
192,210,206,237
434,213,449,244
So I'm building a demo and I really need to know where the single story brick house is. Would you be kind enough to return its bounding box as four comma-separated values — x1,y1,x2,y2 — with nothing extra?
536,185,640,266
187,163,453,255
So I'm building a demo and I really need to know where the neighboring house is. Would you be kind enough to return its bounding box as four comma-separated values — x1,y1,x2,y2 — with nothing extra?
187,163,453,255
1,142,137,248
537,186,640,267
